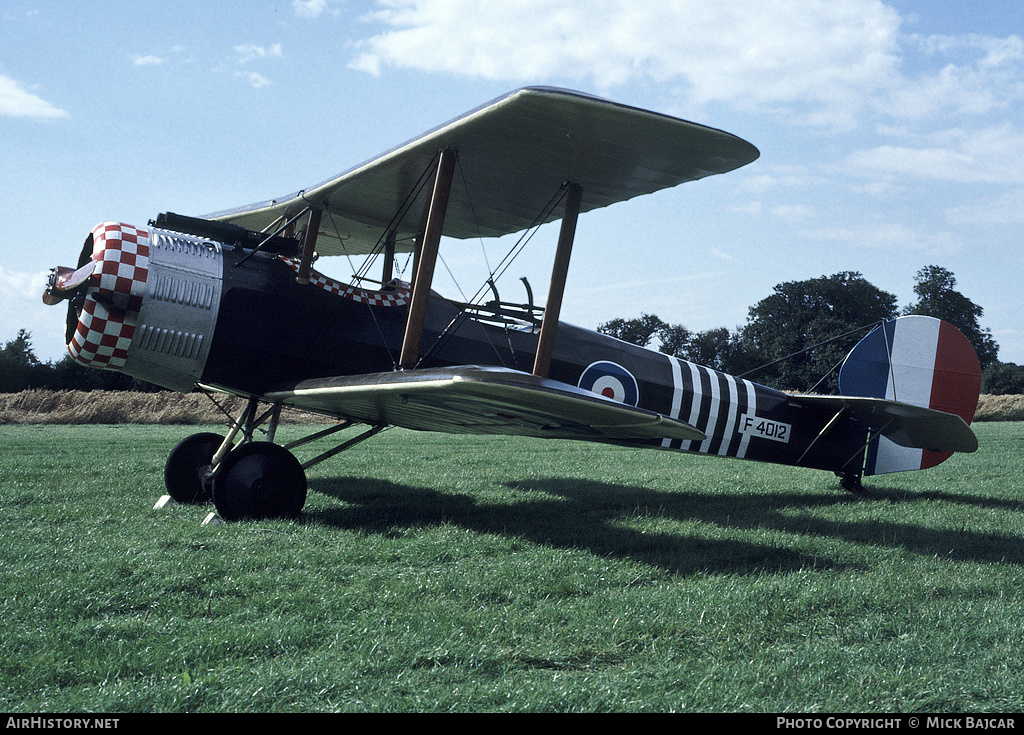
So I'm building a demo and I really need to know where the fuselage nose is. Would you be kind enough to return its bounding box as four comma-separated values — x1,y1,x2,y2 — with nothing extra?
51,222,224,391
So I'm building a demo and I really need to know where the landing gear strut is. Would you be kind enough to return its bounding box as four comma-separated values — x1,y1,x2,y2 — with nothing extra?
164,432,225,504
161,395,384,522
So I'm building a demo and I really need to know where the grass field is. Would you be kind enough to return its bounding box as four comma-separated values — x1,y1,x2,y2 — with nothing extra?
2,421,1023,712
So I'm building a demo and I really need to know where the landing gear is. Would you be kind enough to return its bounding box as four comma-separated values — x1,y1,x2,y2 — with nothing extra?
211,442,307,522
159,396,384,522
164,432,225,504
838,472,867,495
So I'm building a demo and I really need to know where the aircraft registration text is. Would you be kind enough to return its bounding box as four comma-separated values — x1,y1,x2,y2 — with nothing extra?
739,414,791,443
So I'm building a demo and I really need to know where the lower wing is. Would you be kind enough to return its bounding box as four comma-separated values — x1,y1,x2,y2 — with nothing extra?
262,365,706,443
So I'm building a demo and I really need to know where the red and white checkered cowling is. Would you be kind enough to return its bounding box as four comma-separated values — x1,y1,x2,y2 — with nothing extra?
68,222,151,369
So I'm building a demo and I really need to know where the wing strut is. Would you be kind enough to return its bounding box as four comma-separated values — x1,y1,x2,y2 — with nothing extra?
382,231,396,283
295,207,323,285
400,149,458,369
532,182,582,378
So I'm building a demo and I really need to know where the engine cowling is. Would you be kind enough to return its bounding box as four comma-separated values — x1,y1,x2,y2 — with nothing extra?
49,221,224,392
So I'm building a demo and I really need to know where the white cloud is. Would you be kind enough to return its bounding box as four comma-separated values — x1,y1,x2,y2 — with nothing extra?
349,0,903,125
771,204,816,220
742,168,821,193
710,248,738,262
847,124,1024,183
948,189,1024,224
0,74,67,119
799,223,964,255
884,34,1024,119
730,200,764,217
131,54,165,67
293,0,330,18
237,71,272,89
231,44,283,87
235,43,284,64
348,0,1024,134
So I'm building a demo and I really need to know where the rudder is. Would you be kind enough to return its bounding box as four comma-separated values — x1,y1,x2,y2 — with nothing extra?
838,316,981,476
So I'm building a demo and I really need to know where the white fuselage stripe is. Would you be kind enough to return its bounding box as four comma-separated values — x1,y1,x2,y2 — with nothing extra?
662,358,763,460
736,378,757,459
686,361,704,451
662,355,684,448
715,373,738,455
699,368,722,454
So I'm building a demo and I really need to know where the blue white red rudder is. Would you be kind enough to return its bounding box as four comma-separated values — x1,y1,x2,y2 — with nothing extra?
838,316,982,476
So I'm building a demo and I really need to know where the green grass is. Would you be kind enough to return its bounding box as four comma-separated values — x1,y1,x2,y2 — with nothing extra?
2,422,1023,712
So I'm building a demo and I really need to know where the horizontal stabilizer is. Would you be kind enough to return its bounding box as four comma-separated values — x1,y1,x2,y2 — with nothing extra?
792,394,978,455
263,365,706,443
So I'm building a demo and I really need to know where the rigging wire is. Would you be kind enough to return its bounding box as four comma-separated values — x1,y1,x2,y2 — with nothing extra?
416,181,571,368
327,150,441,287
296,153,443,370
738,320,885,391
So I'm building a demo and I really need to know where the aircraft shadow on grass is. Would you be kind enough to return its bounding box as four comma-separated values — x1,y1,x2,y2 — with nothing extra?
307,476,1024,577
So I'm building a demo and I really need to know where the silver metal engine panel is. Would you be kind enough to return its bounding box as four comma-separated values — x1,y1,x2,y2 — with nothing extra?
126,228,223,391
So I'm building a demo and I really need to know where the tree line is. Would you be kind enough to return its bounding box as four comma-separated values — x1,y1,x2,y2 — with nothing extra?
598,265,1022,395
2,264,1021,395
0,329,158,393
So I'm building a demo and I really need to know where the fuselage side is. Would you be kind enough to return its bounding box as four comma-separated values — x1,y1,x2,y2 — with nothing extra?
52,222,868,478
199,247,868,475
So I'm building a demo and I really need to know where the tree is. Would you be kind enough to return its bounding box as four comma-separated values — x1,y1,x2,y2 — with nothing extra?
683,327,740,373
0,330,158,392
655,323,692,359
0,330,45,392
903,265,999,369
599,315,755,376
658,326,750,374
982,362,1024,395
740,272,899,392
597,313,668,347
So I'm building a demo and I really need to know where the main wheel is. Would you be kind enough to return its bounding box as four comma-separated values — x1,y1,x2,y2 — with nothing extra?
164,432,225,504
211,442,307,521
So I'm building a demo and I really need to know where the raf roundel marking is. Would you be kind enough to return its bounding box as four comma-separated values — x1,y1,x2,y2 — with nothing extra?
578,361,639,406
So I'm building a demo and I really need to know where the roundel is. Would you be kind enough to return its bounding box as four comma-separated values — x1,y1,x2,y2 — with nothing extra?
578,361,639,406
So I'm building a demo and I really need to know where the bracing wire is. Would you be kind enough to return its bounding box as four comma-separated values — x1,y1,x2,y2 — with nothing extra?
301,153,443,369
738,320,885,389
416,181,571,368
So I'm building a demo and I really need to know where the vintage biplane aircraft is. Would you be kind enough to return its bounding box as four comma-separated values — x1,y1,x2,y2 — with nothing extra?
43,87,981,521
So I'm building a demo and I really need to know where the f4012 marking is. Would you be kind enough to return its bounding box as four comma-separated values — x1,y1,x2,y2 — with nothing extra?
739,414,791,443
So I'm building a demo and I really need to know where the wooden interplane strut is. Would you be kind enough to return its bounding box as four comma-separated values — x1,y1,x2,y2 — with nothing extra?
400,149,458,369
532,182,582,378
295,208,322,285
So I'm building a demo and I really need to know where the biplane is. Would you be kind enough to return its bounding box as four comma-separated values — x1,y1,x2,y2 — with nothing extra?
43,87,981,522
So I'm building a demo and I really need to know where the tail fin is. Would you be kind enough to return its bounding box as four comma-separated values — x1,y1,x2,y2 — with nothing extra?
839,316,981,476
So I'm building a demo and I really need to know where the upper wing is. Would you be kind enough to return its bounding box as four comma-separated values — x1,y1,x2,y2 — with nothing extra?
791,394,978,454
207,87,759,255
262,365,706,443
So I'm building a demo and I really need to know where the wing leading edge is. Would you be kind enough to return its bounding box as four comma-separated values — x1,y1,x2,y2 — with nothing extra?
207,87,760,255
263,365,706,443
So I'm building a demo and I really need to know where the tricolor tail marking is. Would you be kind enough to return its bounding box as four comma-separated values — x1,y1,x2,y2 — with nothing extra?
839,316,981,476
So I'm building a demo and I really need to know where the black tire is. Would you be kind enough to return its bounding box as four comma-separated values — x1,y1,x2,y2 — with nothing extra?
211,442,307,521
164,432,225,504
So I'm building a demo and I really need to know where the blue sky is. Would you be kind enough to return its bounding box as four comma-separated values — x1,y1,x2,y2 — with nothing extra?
2,0,1022,368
